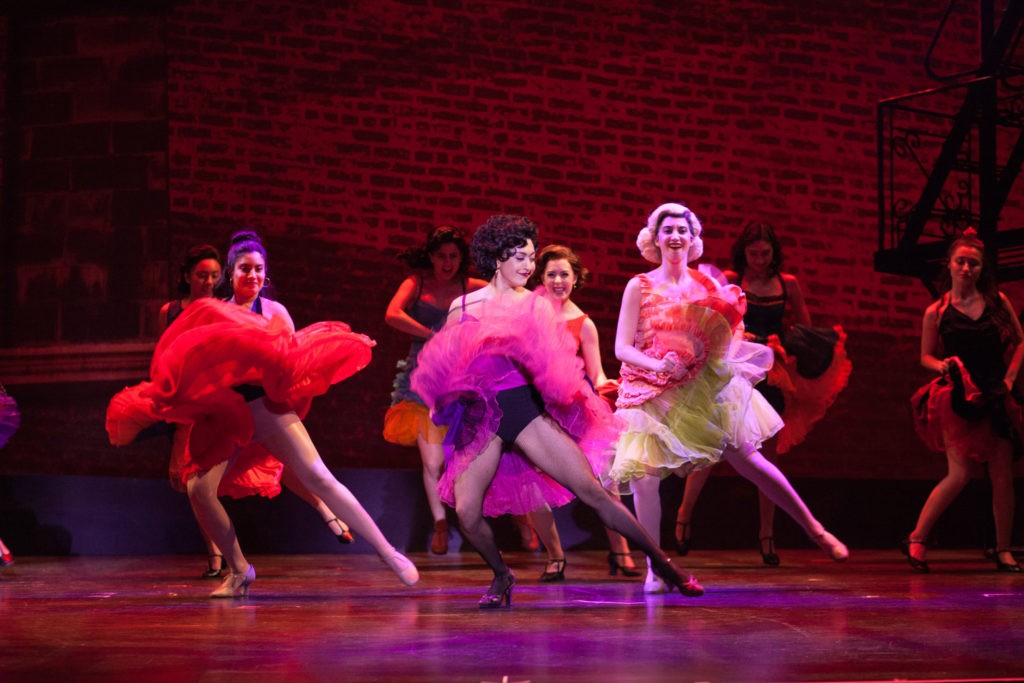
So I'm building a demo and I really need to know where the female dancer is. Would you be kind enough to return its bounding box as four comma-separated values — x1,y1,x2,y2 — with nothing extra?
161,243,354,579
384,226,486,554
906,228,1023,573
523,244,640,580
412,215,702,607
610,202,848,593
108,231,418,597
673,222,851,566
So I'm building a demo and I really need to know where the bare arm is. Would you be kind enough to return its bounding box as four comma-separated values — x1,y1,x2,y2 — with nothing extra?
157,301,171,333
579,317,612,387
615,277,672,374
920,302,947,374
264,299,296,333
1000,292,1024,390
385,275,434,340
783,273,812,326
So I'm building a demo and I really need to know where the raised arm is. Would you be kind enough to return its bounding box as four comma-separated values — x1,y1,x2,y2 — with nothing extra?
385,275,434,340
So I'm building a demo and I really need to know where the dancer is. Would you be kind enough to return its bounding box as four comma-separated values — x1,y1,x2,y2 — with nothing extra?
0,385,20,567
384,226,486,554
609,202,848,593
524,244,640,580
108,231,418,598
906,228,1023,573
412,214,702,608
160,244,354,579
673,222,852,566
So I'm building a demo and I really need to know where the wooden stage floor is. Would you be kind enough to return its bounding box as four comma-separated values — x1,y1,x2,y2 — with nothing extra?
0,549,1021,682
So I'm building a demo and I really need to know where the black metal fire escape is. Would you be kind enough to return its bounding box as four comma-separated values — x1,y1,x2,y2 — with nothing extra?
875,0,1024,295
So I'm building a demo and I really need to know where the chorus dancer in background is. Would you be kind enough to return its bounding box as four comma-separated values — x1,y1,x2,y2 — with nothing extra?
0,384,20,567
673,222,852,566
384,226,487,555
108,230,418,598
160,243,354,580
412,215,702,608
521,244,641,581
609,202,848,594
906,228,1023,573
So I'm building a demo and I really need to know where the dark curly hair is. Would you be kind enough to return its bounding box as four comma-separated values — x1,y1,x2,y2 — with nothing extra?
529,243,589,291
732,222,783,279
177,244,221,295
397,225,471,277
470,215,538,280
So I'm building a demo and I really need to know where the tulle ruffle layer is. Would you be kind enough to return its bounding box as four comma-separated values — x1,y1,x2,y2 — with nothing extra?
106,298,373,494
382,400,446,446
765,324,852,454
911,357,1017,462
609,356,783,487
411,294,621,516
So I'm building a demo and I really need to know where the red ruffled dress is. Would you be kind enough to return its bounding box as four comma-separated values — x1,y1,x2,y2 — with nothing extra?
911,298,1020,462
106,298,375,497
410,293,622,516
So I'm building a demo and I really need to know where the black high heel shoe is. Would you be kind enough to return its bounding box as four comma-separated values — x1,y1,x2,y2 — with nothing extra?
325,517,355,544
900,538,930,573
202,554,228,579
479,571,515,609
539,558,566,582
759,536,781,566
994,549,1022,573
650,557,704,597
675,521,692,556
608,552,642,577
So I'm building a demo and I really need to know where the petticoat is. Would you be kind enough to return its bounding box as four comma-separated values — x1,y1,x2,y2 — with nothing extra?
106,298,374,496
411,294,621,516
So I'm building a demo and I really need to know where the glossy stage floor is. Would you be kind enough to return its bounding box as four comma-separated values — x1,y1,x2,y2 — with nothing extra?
1,548,1022,683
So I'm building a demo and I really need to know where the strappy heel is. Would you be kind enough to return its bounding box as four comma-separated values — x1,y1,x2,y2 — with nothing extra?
479,571,515,609
608,552,642,577
539,558,566,582
759,536,781,566
675,521,692,556
994,549,1022,573
900,538,929,573
650,557,704,597
209,564,255,598
202,554,228,579
325,517,355,544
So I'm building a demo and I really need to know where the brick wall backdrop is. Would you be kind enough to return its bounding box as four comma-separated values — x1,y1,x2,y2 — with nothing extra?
3,0,1021,483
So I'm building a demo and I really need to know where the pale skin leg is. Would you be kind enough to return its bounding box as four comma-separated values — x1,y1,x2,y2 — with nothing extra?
417,435,448,524
187,458,247,573
675,466,713,546
453,416,676,580
279,466,348,537
909,442,1015,565
525,507,564,568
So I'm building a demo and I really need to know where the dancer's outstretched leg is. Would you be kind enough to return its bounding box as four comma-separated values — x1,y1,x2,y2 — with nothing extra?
250,401,418,585
723,445,847,561
515,417,702,596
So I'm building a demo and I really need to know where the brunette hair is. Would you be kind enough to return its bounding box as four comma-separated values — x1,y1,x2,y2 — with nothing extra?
470,215,538,280
177,244,221,295
731,222,783,279
397,225,471,277
530,243,589,290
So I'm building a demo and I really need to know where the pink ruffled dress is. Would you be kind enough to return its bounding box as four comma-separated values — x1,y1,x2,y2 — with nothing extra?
609,269,783,488
106,298,375,497
410,292,621,516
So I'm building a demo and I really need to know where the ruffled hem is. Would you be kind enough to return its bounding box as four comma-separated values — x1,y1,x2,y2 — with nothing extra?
383,400,446,446
609,369,783,488
412,293,620,514
766,324,852,454
107,297,374,478
911,357,1014,462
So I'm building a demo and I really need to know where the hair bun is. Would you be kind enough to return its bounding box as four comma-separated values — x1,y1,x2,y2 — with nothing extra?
230,229,262,246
